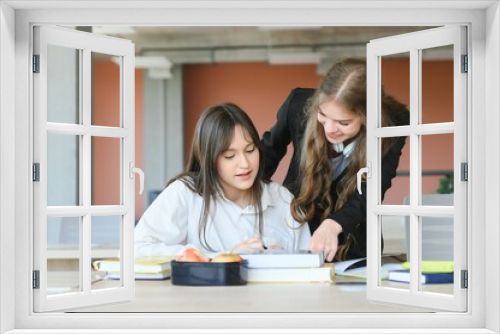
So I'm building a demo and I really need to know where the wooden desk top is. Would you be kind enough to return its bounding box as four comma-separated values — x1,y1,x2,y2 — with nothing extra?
79,275,452,313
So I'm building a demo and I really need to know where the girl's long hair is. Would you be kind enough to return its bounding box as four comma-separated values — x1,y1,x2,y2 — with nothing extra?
168,103,267,251
291,58,406,260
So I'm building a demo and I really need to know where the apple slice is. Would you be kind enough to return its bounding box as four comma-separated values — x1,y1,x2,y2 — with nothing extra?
175,247,210,262
211,254,243,263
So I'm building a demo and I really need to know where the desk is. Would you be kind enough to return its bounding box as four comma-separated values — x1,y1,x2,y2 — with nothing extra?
78,275,452,313
48,244,119,271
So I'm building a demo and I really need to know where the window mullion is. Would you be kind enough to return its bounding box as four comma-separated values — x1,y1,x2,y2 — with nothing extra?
46,123,130,138
412,123,454,135
81,47,92,294
373,124,454,139
409,47,421,294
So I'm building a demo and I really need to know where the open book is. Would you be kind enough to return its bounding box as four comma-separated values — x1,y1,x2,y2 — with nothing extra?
335,255,405,280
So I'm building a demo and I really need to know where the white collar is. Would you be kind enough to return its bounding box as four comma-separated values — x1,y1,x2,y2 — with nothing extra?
219,181,275,212
332,140,356,158
260,182,276,210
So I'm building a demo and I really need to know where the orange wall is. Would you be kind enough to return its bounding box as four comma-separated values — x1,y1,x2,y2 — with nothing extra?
183,63,323,184
184,60,454,205
92,59,453,218
381,59,454,204
92,61,144,220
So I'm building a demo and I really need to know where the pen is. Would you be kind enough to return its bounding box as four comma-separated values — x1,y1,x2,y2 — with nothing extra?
335,281,366,285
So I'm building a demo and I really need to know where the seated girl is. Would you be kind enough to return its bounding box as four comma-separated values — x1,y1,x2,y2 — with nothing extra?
134,102,311,256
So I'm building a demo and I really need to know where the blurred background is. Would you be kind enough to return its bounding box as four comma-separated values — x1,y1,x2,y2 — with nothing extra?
47,26,455,278
84,26,453,215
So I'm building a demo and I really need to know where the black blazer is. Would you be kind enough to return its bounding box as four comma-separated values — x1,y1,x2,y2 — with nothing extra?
262,88,409,260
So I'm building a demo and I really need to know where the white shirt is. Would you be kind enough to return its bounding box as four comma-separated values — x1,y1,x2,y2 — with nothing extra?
134,180,311,257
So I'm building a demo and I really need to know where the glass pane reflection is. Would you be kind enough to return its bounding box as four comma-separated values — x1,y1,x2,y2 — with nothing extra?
47,133,79,206
47,216,81,295
47,44,80,124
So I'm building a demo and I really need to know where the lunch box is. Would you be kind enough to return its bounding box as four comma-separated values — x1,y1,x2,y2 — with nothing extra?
171,260,247,286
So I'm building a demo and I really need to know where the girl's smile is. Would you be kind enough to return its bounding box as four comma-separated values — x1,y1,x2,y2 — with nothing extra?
317,98,362,145
217,125,259,205
236,170,253,180
327,132,342,140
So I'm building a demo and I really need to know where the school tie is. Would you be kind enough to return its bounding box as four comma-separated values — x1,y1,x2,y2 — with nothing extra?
331,141,356,180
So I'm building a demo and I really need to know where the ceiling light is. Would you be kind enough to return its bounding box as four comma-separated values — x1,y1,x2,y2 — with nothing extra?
148,68,173,80
134,56,172,69
111,56,174,79
111,56,172,69
269,52,321,64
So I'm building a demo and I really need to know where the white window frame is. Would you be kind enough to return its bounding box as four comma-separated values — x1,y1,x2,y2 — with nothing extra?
0,2,498,333
32,25,136,312
366,26,468,312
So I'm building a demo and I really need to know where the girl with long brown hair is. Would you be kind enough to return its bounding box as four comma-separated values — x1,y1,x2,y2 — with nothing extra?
135,103,311,257
262,58,409,261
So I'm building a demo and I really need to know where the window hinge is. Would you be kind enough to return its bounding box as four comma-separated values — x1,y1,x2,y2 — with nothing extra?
33,163,40,182
33,270,40,289
461,162,468,181
461,54,468,73
461,270,468,289
33,54,40,73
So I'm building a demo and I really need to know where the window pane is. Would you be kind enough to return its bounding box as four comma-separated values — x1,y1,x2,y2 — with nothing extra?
420,215,454,295
91,215,121,290
47,44,80,124
92,52,121,127
421,45,454,124
380,136,410,205
92,137,121,205
381,52,410,128
421,133,454,205
380,215,410,290
47,133,79,206
47,216,81,295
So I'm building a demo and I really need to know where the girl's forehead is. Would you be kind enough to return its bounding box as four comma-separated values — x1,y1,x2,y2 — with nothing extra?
225,125,254,147
319,99,355,118
318,92,331,104
234,125,252,139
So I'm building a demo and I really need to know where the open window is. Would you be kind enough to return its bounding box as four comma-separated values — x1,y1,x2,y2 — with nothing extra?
0,0,495,330
365,26,467,312
33,26,139,312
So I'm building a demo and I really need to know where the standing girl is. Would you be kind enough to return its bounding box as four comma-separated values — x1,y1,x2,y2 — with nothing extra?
135,103,311,257
262,58,409,261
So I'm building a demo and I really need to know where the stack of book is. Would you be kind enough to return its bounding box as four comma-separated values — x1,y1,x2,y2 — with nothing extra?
92,255,175,280
388,261,454,284
239,250,332,283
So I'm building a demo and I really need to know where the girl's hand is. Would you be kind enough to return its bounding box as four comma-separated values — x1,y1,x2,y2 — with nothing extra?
309,219,343,262
261,237,283,250
231,237,265,254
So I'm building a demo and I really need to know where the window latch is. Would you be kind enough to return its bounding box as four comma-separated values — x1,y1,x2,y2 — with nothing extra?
129,162,145,195
357,162,371,195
